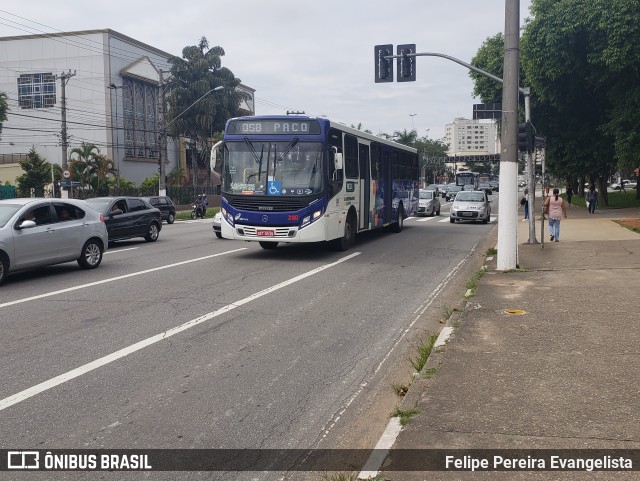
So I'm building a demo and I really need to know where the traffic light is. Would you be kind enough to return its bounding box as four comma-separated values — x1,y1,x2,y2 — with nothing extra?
518,122,534,152
397,44,416,82
374,45,393,83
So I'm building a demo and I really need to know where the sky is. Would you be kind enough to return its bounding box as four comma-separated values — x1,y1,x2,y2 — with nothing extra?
0,0,532,141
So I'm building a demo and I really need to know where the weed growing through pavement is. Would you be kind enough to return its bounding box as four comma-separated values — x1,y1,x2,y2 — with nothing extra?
392,382,410,397
424,367,438,379
485,247,498,256
409,334,438,372
392,406,421,426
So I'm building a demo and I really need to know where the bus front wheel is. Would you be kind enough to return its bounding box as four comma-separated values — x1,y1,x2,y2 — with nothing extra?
335,212,356,251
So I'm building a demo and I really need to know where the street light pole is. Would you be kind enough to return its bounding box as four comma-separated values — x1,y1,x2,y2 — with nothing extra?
410,113,417,130
108,82,122,191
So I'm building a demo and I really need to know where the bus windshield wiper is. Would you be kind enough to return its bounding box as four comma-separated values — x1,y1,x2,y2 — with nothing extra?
275,138,299,164
244,138,264,181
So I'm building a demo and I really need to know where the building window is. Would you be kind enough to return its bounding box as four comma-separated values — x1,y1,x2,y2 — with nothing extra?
17,73,56,109
122,77,158,160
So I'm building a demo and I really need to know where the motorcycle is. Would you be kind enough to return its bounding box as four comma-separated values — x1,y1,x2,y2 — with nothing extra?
191,203,206,219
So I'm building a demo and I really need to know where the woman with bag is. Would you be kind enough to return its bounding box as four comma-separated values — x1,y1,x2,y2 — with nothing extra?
544,188,568,242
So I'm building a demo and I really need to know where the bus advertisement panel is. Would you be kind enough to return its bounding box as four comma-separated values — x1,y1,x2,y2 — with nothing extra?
214,116,419,250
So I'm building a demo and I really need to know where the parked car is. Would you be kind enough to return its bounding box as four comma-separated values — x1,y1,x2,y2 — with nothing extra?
141,196,176,224
450,190,492,224
445,185,463,201
417,189,441,216
611,180,637,190
212,211,223,239
0,198,108,285
85,197,162,243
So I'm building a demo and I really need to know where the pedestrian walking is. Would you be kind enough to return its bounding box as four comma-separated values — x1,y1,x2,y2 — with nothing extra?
544,188,567,242
587,185,597,214
520,188,529,221
566,186,573,206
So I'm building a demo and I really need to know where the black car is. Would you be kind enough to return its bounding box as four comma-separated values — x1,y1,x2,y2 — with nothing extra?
476,182,493,196
141,196,176,224
85,197,162,243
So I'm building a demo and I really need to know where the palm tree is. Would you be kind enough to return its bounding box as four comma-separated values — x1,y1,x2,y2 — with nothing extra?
85,154,117,193
393,129,418,146
69,142,100,187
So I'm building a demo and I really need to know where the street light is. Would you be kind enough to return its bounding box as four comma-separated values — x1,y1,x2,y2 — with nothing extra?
409,113,417,130
108,82,123,190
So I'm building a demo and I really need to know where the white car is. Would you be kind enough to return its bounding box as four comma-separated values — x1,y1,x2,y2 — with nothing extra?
450,191,492,224
417,190,441,216
0,198,108,285
611,180,637,190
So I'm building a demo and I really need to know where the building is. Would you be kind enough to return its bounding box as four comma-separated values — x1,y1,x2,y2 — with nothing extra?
444,117,498,156
0,29,255,187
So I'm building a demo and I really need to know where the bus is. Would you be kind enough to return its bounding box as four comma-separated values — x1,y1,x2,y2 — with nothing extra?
455,171,479,190
212,115,419,250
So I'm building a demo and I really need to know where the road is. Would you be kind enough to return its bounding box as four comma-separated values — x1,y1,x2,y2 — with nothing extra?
0,194,499,480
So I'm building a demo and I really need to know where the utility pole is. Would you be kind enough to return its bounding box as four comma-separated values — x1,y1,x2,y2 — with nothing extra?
496,0,520,270
58,70,76,170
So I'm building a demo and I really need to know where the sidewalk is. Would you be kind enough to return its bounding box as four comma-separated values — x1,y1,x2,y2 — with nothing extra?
382,204,640,479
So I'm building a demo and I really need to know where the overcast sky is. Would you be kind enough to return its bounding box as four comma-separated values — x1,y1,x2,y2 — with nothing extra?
1,1,532,141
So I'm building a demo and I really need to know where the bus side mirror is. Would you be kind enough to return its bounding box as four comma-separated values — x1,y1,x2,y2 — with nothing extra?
210,141,223,171
331,147,343,170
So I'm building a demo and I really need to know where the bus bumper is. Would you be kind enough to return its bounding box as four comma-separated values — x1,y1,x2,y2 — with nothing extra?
221,215,331,244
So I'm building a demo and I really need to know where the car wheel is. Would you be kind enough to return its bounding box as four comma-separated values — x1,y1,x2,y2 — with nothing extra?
483,216,489,224
215,232,222,239
450,217,455,223
0,253,8,285
167,213,175,224
77,239,103,269
259,241,278,249
145,223,160,242
436,208,441,216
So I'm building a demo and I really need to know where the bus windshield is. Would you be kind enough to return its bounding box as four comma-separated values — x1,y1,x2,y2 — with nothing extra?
222,141,324,196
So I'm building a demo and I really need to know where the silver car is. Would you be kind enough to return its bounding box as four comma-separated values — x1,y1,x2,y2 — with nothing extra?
450,190,492,224
417,189,441,216
0,198,108,285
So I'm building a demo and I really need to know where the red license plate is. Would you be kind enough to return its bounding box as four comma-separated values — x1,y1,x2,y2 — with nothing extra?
257,230,274,237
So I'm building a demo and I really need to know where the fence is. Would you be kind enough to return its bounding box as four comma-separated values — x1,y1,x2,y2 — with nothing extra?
0,185,16,199
67,185,221,207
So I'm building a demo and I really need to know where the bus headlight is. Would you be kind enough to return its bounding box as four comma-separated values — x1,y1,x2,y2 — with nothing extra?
301,210,322,228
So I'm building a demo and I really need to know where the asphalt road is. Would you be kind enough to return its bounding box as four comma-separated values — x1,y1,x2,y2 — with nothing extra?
0,195,499,480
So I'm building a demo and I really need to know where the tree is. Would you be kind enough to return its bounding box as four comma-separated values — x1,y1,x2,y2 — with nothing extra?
0,91,8,137
414,136,449,183
69,142,100,187
166,37,248,188
393,129,418,146
85,153,117,193
16,147,52,197
469,33,507,105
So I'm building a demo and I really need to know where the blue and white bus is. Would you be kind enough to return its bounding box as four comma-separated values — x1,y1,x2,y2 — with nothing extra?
455,171,479,189
212,115,419,250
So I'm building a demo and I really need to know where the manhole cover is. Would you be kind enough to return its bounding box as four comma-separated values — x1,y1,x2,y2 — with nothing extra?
503,309,526,315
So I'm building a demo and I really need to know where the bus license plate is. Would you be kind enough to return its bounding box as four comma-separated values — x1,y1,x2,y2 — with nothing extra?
257,230,274,237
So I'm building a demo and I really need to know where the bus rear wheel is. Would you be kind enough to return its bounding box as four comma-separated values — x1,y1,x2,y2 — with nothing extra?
391,205,404,233
259,241,279,249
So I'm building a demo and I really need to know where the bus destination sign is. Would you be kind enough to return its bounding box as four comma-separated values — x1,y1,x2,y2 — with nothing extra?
228,119,321,135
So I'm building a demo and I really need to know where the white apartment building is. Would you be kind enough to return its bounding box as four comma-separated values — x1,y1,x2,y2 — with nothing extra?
444,117,498,155
0,29,255,186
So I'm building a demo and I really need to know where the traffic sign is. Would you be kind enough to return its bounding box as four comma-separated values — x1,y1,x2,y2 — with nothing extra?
63,170,71,179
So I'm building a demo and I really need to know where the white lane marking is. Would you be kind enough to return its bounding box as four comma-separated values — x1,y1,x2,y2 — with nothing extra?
0,248,248,310
104,247,139,255
357,325,456,479
438,217,451,223
486,256,494,261
416,216,438,222
358,417,402,479
319,244,479,443
0,252,361,412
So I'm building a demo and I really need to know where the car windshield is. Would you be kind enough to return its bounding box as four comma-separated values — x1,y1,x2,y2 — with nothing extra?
222,141,324,196
419,191,433,199
0,204,23,228
456,192,485,202
84,199,112,212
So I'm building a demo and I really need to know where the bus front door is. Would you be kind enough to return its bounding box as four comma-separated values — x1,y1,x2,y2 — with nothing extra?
358,143,370,230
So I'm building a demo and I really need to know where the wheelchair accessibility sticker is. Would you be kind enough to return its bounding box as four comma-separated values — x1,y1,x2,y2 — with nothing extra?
268,181,282,195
